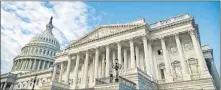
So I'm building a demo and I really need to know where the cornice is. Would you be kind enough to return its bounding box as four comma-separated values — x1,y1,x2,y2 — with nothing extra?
14,55,54,62
22,42,60,51
17,68,53,79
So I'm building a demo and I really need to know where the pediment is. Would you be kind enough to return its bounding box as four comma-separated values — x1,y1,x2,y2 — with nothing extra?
72,23,146,45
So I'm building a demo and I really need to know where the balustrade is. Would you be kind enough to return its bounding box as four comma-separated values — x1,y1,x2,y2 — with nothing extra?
95,76,136,89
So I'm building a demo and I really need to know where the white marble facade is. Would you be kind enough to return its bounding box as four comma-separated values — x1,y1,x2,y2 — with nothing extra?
51,13,219,89
1,13,219,90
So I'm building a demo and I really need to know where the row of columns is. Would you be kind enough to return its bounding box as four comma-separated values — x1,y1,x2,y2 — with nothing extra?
52,35,155,89
158,30,210,82
52,29,210,87
0,82,13,90
12,59,52,71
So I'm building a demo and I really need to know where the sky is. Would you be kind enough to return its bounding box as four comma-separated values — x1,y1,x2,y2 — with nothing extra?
1,1,220,74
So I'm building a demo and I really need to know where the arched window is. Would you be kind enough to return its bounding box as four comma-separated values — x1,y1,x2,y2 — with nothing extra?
158,63,165,80
172,61,182,80
35,49,38,53
47,50,49,55
50,51,53,56
39,49,42,54
43,50,46,54
32,48,35,53
188,58,199,75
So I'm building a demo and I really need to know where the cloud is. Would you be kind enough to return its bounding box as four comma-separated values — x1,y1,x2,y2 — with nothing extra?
1,1,104,74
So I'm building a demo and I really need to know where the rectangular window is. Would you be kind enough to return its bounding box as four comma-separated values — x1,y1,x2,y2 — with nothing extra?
160,69,165,79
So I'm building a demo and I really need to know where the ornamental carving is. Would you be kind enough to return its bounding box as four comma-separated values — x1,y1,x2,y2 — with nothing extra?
170,46,177,54
183,43,193,51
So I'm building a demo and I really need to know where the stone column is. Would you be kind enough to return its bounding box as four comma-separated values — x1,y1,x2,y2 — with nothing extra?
23,59,27,70
94,47,99,80
19,60,23,70
42,60,46,70
117,42,122,65
143,36,151,75
18,60,22,70
28,59,32,70
24,59,28,70
101,53,105,77
52,63,57,81
123,48,128,69
37,60,41,70
105,45,110,77
73,53,80,89
135,45,140,68
3,82,7,90
65,57,72,84
210,59,220,90
148,41,156,80
32,59,37,70
83,51,89,88
112,50,116,75
175,34,190,80
29,59,33,70
47,61,50,68
153,49,160,80
189,30,210,78
112,51,116,65
160,37,173,82
59,62,64,83
9,82,14,90
99,59,102,78
0,83,2,89
130,39,136,68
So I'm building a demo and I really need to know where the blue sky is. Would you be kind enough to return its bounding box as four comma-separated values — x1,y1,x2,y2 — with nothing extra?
1,1,220,74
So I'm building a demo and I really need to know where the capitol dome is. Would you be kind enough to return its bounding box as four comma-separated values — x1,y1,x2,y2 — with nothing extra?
11,17,60,73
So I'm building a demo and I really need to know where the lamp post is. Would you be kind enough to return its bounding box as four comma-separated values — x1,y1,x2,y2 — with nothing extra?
112,59,122,82
31,75,37,90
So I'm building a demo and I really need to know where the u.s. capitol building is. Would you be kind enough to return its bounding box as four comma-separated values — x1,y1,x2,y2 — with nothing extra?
1,13,220,90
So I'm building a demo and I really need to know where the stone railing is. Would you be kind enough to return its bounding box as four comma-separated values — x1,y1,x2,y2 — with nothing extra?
173,77,183,82
119,68,151,80
0,72,17,78
157,79,166,84
149,13,190,29
119,76,136,88
95,76,136,89
191,74,200,80
119,68,137,76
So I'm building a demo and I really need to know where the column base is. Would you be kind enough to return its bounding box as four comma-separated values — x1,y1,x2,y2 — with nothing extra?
183,74,191,80
166,76,173,83
70,85,77,89
200,70,212,78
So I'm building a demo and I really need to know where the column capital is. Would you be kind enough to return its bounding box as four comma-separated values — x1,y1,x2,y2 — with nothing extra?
188,29,195,35
117,41,122,44
174,33,180,39
160,37,165,43
142,35,148,40
94,46,100,49
129,38,134,43
105,43,110,47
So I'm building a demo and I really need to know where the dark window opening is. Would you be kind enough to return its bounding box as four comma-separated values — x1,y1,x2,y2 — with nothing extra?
160,69,165,79
157,49,163,55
